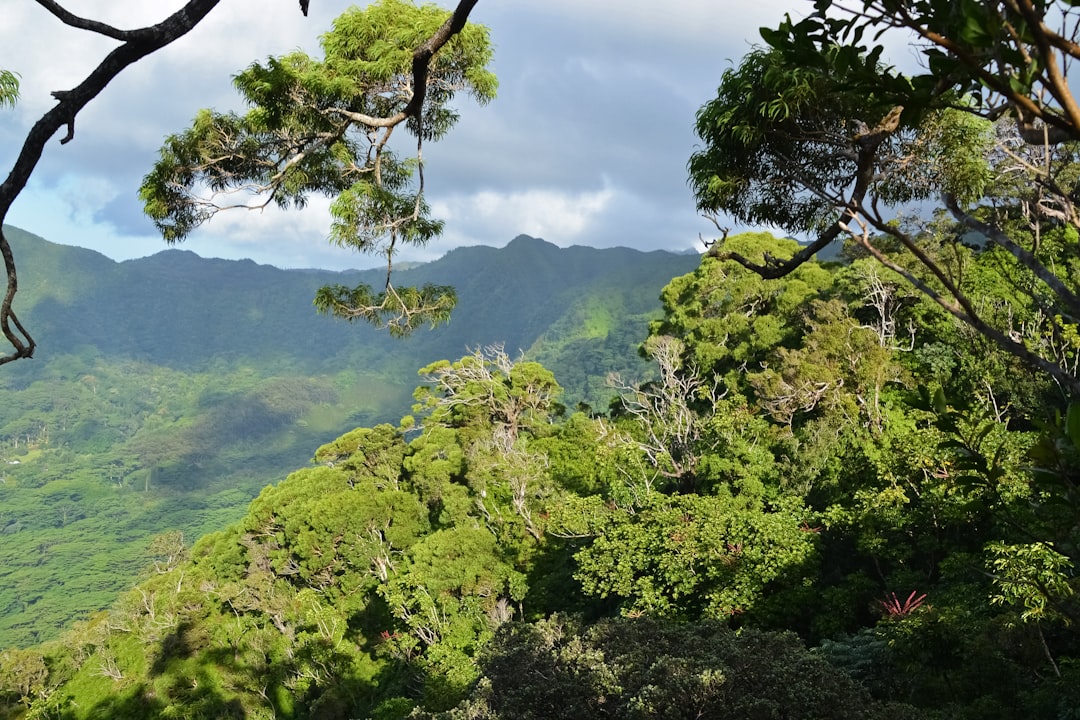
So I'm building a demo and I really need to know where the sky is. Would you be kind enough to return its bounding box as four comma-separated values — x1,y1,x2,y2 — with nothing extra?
0,0,806,271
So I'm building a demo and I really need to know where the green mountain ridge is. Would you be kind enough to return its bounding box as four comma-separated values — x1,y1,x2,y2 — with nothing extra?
7,228,697,380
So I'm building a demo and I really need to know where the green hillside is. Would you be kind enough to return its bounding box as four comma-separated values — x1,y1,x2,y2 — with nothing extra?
0,226,697,647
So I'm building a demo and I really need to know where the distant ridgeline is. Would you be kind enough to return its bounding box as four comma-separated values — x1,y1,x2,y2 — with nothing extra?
0,225,698,647
4,227,697,391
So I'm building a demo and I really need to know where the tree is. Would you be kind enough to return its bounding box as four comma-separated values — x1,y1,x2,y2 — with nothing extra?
0,0,483,367
413,346,563,539
571,490,816,620
607,335,725,491
689,1,1080,394
141,0,495,336
0,647,49,708
414,345,562,450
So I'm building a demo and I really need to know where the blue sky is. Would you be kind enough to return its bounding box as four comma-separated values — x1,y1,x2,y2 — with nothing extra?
1,0,801,270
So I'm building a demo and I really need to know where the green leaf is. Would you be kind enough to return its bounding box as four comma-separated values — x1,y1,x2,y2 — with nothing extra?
1065,402,1080,450
932,387,949,414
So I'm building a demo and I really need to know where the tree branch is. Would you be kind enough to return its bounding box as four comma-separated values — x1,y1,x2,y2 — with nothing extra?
316,0,482,135
32,0,144,41
0,226,33,365
944,193,1080,320
718,106,903,279
403,0,480,120
847,212,1080,395
1011,0,1080,134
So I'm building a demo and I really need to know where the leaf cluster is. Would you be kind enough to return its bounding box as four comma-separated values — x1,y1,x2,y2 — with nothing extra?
0,69,17,110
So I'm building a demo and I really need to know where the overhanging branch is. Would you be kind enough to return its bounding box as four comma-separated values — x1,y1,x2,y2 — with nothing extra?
33,0,146,41
716,106,903,279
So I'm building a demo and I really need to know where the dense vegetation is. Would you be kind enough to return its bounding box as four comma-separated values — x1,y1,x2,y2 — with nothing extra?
0,226,694,649
1,226,1077,718
6,1,1080,718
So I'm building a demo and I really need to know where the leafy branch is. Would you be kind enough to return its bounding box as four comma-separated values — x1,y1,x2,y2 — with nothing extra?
141,0,493,336
690,2,1080,394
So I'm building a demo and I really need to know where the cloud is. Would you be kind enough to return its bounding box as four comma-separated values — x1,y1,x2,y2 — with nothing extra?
159,194,385,270
434,184,616,245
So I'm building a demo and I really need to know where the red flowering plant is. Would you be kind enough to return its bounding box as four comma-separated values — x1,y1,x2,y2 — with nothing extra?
879,590,928,618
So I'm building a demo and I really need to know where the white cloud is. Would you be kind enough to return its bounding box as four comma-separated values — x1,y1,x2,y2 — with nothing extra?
7,176,147,261
194,196,333,246
163,194,383,270
534,0,800,48
54,174,122,226
435,184,616,245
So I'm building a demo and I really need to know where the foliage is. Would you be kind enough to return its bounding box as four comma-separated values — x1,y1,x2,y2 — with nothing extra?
987,542,1075,623
420,615,910,719
691,0,1080,393
21,1,1080,717
5,227,1080,717
689,47,898,235
571,491,816,619
878,590,927,618
141,0,496,335
0,227,690,649
8,221,1080,718
0,69,17,109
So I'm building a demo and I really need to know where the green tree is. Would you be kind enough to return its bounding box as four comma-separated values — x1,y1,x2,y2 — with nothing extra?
690,1,1080,393
0,647,48,708
571,490,816,620
415,346,562,447
413,347,564,538
142,0,496,336
420,615,910,720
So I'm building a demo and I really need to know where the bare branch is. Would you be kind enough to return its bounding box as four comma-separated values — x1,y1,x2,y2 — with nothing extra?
609,335,725,489
0,227,33,365
33,0,143,41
